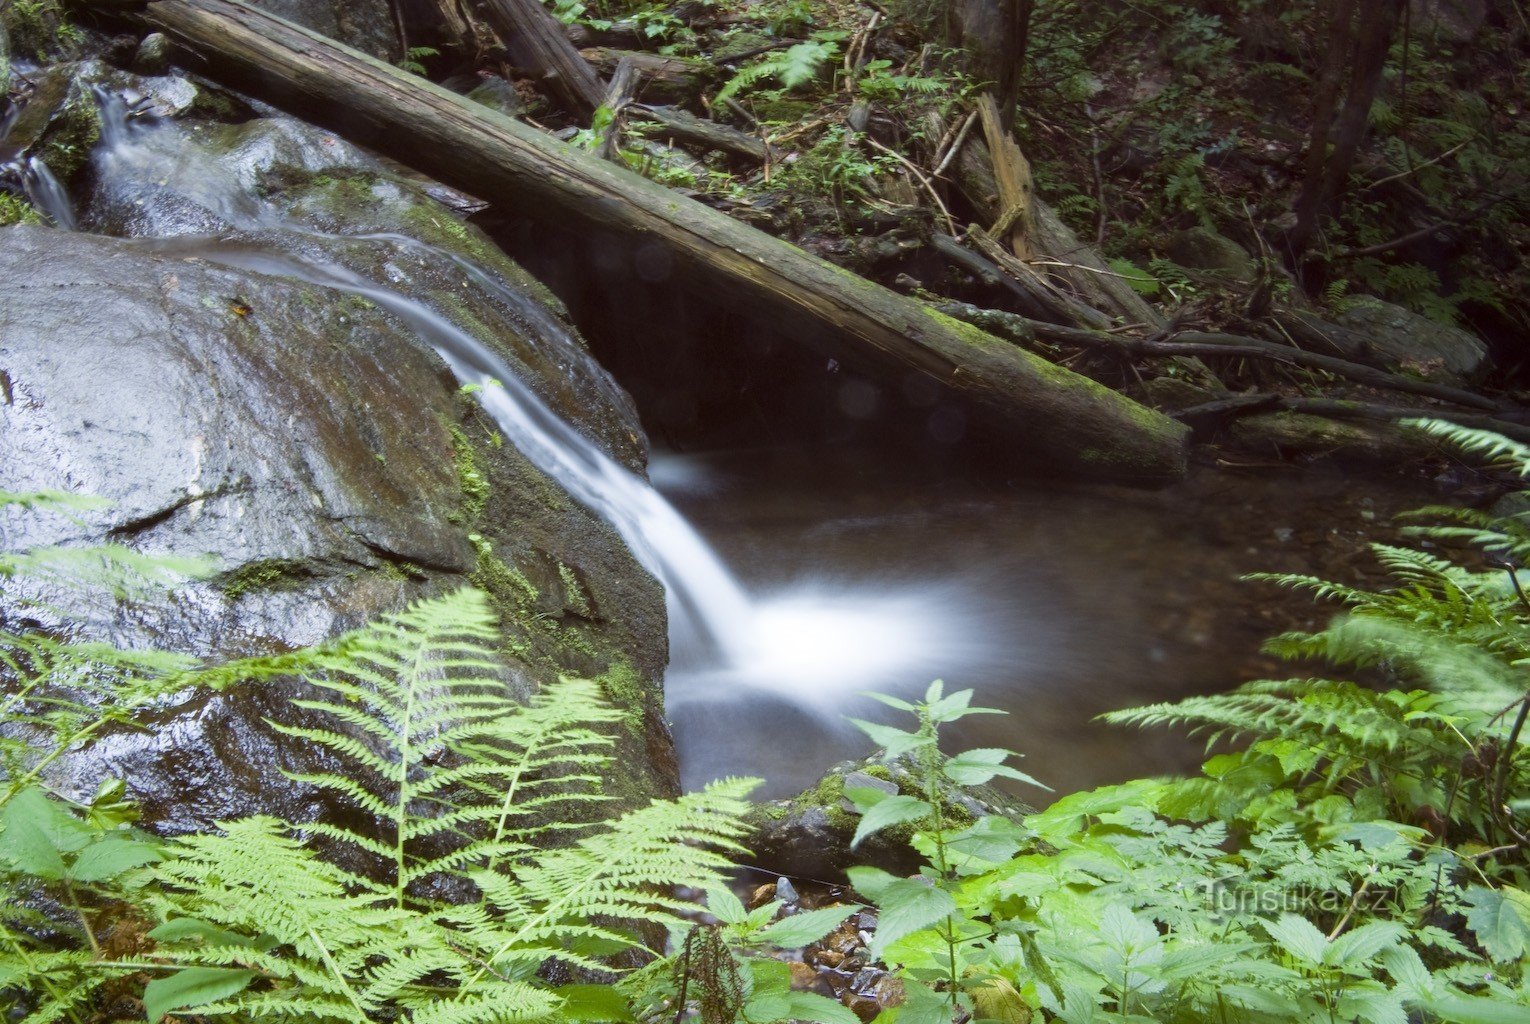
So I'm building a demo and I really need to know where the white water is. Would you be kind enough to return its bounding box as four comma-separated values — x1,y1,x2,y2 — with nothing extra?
87,94,970,727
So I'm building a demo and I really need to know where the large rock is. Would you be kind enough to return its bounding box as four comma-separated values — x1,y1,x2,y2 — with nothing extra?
0,107,675,832
1164,227,1257,285
1335,296,1490,385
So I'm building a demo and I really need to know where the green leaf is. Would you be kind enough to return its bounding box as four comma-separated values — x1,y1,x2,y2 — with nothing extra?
148,918,268,950
754,905,860,948
144,968,258,1022
69,837,163,882
1262,913,1329,965
851,795,931,849
944,815,1031,865
781,991,862,1024
943,749,1050,790
0,787,90,879
1464,886,1530,962
555,984,635,1022
849,719,929,758
707,885,747,926
1428,995,1530,1024
1326,921,1404,969
864,877,956,955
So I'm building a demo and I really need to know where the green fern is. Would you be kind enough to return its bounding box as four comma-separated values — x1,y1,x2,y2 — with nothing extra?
716,40,839,103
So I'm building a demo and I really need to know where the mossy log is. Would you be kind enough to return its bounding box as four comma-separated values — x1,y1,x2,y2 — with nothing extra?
86,0,1190,483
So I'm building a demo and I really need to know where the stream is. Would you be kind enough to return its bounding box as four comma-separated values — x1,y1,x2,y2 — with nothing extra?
11,87,1434,805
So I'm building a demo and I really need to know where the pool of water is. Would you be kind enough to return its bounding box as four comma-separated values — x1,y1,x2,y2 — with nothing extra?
660,445,1429,800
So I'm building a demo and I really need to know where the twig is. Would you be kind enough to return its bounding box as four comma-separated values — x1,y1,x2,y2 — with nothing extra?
1364,139,1470,192
931,109,978,179
862,134,956,234
1327,881,1371,941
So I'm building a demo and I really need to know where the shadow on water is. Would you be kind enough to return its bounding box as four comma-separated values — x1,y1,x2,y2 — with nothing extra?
655,446,1429,799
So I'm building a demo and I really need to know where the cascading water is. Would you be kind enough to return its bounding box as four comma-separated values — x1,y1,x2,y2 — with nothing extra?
84,91,980,789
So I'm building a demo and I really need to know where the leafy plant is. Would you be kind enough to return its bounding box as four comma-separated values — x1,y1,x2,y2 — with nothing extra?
836,420,1530,1022
0,492,758,1023
716,39,840,104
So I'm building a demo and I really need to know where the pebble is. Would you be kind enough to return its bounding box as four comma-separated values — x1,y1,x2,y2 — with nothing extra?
776,876,800,905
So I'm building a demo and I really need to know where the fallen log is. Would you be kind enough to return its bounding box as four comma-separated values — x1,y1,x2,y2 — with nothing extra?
582,48,712,107
85,0,1189,483
629,103,773,163
934,301,1510,413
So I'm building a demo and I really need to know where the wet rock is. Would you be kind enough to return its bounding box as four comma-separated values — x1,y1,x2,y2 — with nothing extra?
788,961,818,990
1164,227,1257,284
0,60,197,182
132,33,174,76
744,756,1032,880
1,168,671,832
244,0,401,61
84,109,646,474
1334,296,1489,385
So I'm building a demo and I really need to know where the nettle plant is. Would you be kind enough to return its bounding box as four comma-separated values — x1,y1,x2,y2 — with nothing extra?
844,421,1530,1024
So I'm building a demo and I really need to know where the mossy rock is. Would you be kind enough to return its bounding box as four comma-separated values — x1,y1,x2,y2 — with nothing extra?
744,756,1032,880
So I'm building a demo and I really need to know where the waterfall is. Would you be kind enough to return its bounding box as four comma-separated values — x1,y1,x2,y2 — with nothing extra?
88,90,968,746
91,93,757,663
22,158,76,230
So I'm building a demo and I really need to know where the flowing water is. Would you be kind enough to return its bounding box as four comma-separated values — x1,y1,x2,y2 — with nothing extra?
62,94,1428,800
85,96,1010,731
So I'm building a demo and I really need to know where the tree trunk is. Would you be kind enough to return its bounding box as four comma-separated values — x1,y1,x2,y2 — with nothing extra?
949,0,1031,122
84,0,1189,483
1289,0,1406,255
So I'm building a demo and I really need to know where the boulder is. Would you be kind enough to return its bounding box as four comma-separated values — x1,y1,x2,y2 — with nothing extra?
1164,227,1257,284
1,101,676,832
1410,0,1487,44
1335,296,1490,385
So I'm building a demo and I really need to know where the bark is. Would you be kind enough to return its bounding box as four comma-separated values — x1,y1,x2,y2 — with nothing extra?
88,0,1190,483
949,0,1030,122
1289,0,1407,255
480,0,605,113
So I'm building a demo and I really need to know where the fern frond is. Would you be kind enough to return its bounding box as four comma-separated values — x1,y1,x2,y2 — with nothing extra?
1403,418,1530,475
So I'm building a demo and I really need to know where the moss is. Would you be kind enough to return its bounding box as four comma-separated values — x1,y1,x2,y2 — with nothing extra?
449,426,491,525
597,660,649,733
0,194,41,227
221,558,311,600
557,562,592,618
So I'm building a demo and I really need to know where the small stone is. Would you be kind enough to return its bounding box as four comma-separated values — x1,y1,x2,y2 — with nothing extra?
132,33,174,74
851,968,881,992
776,876,800,905
811,948,845,968
847,995,882,1023
856,910,878,930
788,961,818,991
